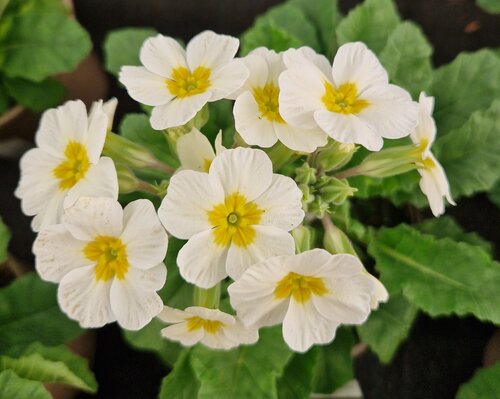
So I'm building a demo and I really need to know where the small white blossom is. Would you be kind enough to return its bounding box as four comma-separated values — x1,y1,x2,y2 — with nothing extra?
158,306,258,350
119,31,248,130
158,147,305,288
33,197,168,330
411,92,455,217
15,100,118,231
279,44,418,151
228,249,381,353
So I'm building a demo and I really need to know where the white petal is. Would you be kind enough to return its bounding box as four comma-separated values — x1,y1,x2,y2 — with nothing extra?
102,97,118,131
31,190,67,232
273,123,328,153
120,199,168,269
119,66,173,106
140,34,187,77
110,265,166,330
419,158,455,217
35,100,88,158
232,51,269,97
223,319,259,346
283,299,338,353
186,307,235,324
209,148,273,201
233,91,278,148
226,225,296,280
253,174,304,231
283,46,331,78
200,329,237,350
64,157,119,209
209,59,249,101
150,93,211,130
58,266,114,328
291,250,363,278
158,170,224,239
314,110,383,151
249,47,283,82
366,273,389,310
214,131,226,154
186,30,239,72
63,197,123,241
411,92,437,147
177,229,229,288
177,128,216,172
33,224,88,283
358,85,418,139
85,100,108,163
161,323,204,346
278,66,325,130
158,306,191,323
332,42,388,91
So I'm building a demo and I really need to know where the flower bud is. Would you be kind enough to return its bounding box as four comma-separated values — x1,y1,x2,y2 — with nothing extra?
308,197,329,218
103,132,160,169
317,176,356,205
354,144,420,178
295,162,317,185
323,217,357,256
291,225,314,253
115,164,140,194
316,140,357,172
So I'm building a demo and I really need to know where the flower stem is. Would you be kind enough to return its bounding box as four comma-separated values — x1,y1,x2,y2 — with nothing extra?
193,284,221,309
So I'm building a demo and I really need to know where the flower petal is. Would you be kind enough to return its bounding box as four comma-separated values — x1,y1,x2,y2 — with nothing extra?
177,229,229,288
158,306,190,323
177,128,216,172
232,51,269,98
209,59,249,101
140,34,188,77
158,170,224,239
120,199,168,269
273,123,328,153
283,46,331,78
186,30,239,72
150,92,211,130
63,197,123,241
161,322,204,346
85,100,108,163
119,66,173,106
331,42,388,91
58,265,114,328
253,174,304,231
223,319,259,346
234,91,278,148
31,190,66,232
33,224,88,283
411,92,437,148
209,148,273,201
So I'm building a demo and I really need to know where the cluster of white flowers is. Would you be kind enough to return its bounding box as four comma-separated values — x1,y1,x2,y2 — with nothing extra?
17,30,454,352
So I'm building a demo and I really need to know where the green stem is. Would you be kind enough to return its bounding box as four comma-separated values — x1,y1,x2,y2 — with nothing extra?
193,284,221,309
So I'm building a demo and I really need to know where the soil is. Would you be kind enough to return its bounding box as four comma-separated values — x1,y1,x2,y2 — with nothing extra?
0,0,498,398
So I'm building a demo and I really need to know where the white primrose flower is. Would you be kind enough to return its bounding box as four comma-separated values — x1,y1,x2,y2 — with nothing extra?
228,249,381,353
158,306,258,350
176,128,225,172
411,92,455,217
15,100,118,232
232,48,327,152
279,44,418,152
158,147,305,288
119,30,249,130
33,197,168,330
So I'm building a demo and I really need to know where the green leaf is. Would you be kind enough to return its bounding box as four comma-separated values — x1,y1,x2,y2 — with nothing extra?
3,76,64,112
158,350,200,399
456,362,500,399
312,327,355,394
190,327,293,399
434,101,500,198
0,370,51,399
0,216,10,263
336,0,401,54
1,343,97,393
103,27,158,76
0,273,82,352
430,49,500,135
119,113,178,167
277,348,318,399
0,12,91,81
289,0,341,58
477,0,500,14
0,80,11,115
240,3,319,55
379,21,433,98
416,216,493,256
0,0,9,19
357,293,418,363
488,179,500,208
368,224,500,324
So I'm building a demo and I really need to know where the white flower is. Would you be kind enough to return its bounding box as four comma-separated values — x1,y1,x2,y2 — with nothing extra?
411,92,455,217
92,97,118,132
279,44,418,151
158,147,305,288
228,249,381,353
158,306,258,350
232,48,327,152
15,100,118,232
33,197,168,330
119,30,248,130
176,128,225,172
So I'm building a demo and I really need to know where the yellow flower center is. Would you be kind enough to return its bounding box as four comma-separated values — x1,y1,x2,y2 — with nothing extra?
274,272,328,303
53,141,90,190
83,236,128,281
166,66,211,98
322,82,369,115
203,158,212,172
186,316,224,334
253,82,285,123
420,156,436,170
207,193,264,247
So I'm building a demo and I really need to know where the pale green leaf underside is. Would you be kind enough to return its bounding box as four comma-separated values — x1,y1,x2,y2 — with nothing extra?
158,351,200,399
0,370,51,399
